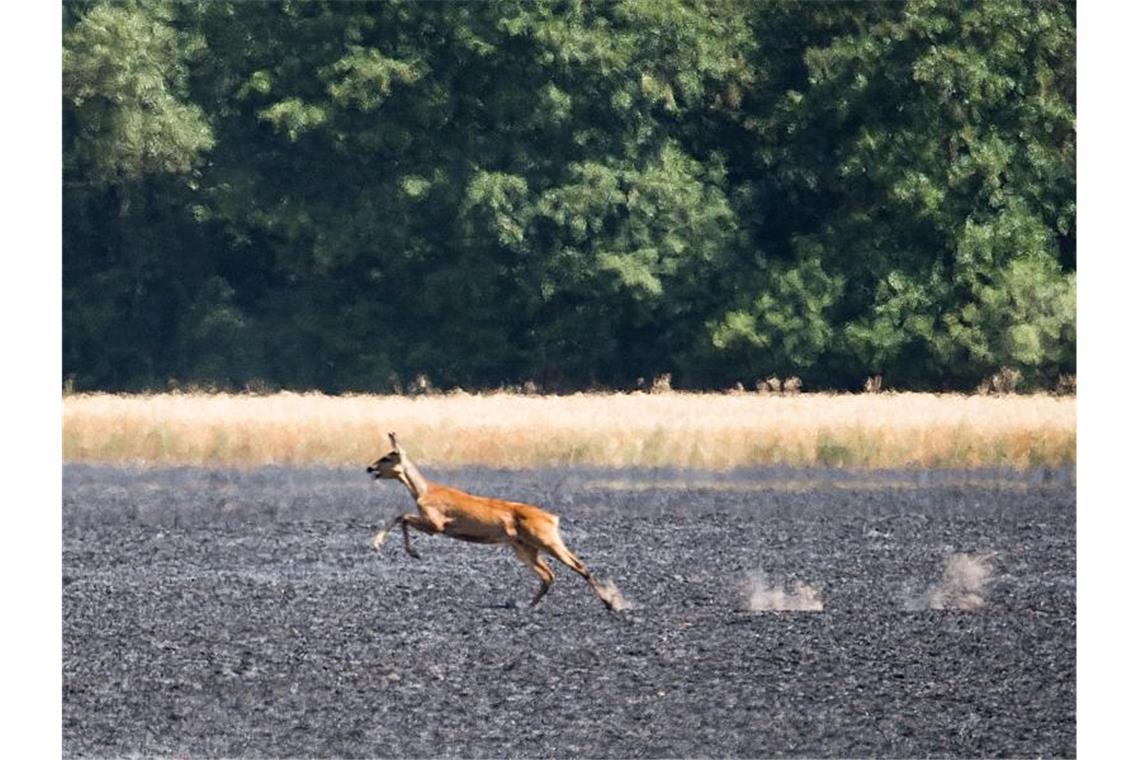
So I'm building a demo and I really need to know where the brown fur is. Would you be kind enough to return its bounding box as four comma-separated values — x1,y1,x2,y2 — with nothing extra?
368,433,617,609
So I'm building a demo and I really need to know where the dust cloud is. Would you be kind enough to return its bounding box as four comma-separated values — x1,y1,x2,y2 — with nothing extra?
597,578,633,611
744,570,824,612
908,552,996,610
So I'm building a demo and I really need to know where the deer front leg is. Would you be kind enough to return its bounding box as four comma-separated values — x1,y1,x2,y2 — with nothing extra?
372,513,440,558
400,513,441,559
371,513,405,552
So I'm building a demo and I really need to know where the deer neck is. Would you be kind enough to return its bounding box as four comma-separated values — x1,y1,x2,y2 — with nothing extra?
398,458,432,502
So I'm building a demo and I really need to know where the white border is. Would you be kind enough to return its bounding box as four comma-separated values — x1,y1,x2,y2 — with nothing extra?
1077,2,1139,756
5,2,62,755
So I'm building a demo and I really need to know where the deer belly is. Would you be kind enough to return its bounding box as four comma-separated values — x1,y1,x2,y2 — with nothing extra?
440,515,510,544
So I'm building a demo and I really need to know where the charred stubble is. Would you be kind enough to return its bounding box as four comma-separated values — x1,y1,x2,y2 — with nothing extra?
63,465,1075,758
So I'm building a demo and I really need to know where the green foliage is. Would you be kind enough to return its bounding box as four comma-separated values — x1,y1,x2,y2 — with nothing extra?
257,98,329,141
325,46,425,112
941,255,1076,382
63,0,1075,393
711,257,845,372
63,1,214,184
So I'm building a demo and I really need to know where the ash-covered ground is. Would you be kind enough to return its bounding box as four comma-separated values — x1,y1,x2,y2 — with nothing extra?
63,465,1075,758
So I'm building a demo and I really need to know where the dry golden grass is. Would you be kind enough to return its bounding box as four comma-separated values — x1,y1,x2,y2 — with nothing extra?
61,391,1075,470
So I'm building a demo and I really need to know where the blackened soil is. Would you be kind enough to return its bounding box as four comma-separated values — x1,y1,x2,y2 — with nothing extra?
63,465,1075,758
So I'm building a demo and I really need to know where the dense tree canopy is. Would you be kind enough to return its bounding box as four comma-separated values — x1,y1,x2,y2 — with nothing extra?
63,0,1075,393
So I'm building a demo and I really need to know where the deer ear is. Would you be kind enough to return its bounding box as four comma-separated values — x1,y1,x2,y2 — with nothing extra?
388,432,401,450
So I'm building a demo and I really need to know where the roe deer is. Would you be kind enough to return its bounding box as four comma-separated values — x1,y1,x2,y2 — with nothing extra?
367,433,621,610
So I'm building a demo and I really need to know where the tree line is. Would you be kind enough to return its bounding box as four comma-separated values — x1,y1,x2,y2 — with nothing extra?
63,0,1075,393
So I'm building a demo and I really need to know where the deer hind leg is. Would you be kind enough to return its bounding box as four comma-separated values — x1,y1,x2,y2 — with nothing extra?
510,542,555,607
539,531,619,611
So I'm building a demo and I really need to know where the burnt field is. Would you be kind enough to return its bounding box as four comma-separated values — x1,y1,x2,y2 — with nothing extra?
63,465,1075,758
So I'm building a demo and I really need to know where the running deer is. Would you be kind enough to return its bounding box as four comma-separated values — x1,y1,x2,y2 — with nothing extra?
367,433,622,610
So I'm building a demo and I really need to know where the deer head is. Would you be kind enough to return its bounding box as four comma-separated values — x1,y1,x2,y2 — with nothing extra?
366,432,407,481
